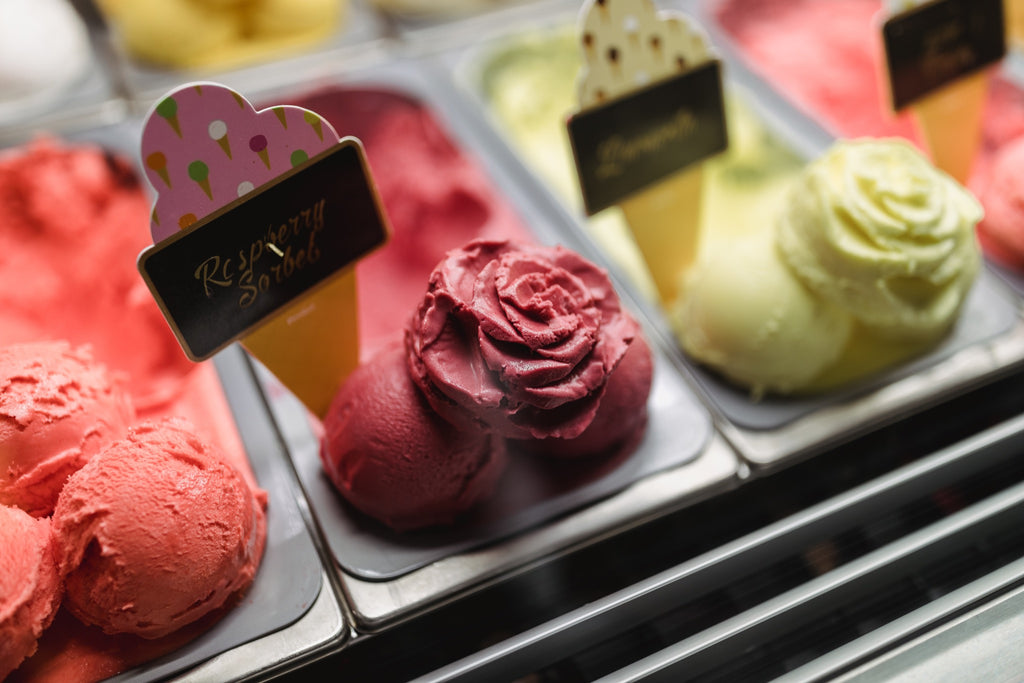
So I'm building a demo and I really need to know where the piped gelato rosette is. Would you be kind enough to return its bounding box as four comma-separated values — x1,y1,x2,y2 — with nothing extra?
406,239,641,443
322,239,654,531
777,138,982,342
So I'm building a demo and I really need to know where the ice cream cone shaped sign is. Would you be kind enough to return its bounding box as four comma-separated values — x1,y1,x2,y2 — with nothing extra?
881,0,1006,184
571,0,725,306
138,82,390,418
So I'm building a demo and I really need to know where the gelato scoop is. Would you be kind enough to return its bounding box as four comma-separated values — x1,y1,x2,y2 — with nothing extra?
0,342,134,517
0,505,61,681
52,418,267,639
407,239,643,442
777,138,982,342
674,138,982,396
321,342,507,532
96,0,346,69
323,239,654,530
676,230,853,397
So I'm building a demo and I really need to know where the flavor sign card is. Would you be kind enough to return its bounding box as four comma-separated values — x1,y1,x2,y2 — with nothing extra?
882,0,1006,182
567,0,728,304
137,83,391,417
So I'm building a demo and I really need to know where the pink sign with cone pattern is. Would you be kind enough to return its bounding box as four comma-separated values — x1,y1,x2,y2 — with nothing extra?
141,82,340,243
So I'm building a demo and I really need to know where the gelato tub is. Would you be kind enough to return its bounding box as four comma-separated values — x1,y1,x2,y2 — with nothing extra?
0,136,345,682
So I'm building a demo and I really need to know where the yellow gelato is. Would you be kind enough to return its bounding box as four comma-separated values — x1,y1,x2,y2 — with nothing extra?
676,229,852,397
778,138,982,342
675,138,982,396
97,0,346,69
1007,0,1024,47
369,0,520,16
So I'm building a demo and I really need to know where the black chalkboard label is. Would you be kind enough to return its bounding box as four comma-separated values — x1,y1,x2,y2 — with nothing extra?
567,59,728,216
883,0,1005,110
138,138,389,361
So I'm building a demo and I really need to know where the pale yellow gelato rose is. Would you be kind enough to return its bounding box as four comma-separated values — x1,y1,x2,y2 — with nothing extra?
777,138,982,343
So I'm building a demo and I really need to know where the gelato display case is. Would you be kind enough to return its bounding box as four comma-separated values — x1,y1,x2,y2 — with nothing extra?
5,1,1024,682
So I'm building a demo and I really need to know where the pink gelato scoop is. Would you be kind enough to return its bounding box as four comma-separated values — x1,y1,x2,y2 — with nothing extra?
0,505,62,680
321,341,507,532
977,136,1024,267
0,342,134,517
52,418,268,639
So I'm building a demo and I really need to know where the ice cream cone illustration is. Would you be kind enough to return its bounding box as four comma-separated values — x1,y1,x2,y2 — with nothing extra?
619,168,703,302
140,82,359,416
882,0,991,184
304,110,324,141
209,119,232,159
242,270,360,418
577,0,713,304
156,97,182,138
146,151,171,189
912,70,988,184
250,134,270,170
188,160,212,200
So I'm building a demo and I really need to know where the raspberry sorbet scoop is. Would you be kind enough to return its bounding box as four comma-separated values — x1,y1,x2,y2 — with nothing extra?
320,341,507,532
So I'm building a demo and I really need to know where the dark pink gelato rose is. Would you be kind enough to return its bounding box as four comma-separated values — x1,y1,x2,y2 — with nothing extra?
406,239,645,443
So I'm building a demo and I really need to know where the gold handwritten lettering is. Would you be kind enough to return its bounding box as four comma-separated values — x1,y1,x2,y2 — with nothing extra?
595,109,698,179
194,256,232,298
192,197,329,310
921,20,977,83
